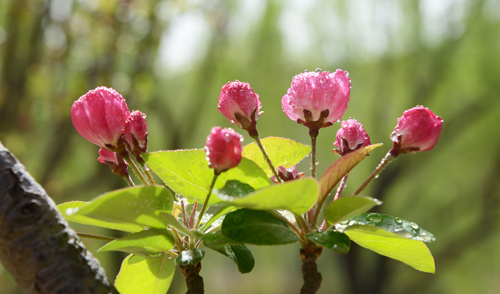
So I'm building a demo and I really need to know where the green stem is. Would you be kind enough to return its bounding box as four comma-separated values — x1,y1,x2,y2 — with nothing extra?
194,172,218,230
120,151,149,185
171,227,185,251
122,174,135,187
77,233,116,242
270,210,301,238
136,155,156,185
309,128,319,179
250,133,281,182
353,151,396,195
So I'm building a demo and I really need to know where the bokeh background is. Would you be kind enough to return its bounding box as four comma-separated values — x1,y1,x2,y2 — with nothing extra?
1,0,500,293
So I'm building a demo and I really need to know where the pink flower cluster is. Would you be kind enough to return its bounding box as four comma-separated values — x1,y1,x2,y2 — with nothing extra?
71,87,148,154
71,87,149,173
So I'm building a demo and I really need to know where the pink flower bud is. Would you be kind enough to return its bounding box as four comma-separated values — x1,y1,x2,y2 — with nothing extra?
272,166,305,183
218,80,262,129
282,69,351,129
390,106,443,155
98,148,129,177
71,87,130,150
124,110,148,154
204,127,243,174
333,119,371,156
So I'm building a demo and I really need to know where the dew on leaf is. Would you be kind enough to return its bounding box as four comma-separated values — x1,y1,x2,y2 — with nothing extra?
366,213,382,223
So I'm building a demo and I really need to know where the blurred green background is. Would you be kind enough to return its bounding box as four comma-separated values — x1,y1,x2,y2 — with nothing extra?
1,0,500,293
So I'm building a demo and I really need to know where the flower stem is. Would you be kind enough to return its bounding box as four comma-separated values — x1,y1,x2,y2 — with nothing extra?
120,150,149,185
249,133,281,182
309,128,319,179
353,151,396,195
122,174,135,187
194,172,218,230
136,155,156,185
333,174,349,201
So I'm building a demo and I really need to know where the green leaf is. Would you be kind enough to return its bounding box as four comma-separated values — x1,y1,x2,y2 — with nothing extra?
202,206,235,231
199,231,255,273
115,254,175,294
323,196,382,228
306,231,351,254
98,229,175,258
144,150,270,204
218,177,318,215
73,186,173,231
242,137,311,178
216,244,255,274
344,225,435,273
318,144,382,203
221,209,300,245
214,180,255,198
337,213,436,242
57,201,141,232
159,212,196,238
198,230,235,249
175,249,205,266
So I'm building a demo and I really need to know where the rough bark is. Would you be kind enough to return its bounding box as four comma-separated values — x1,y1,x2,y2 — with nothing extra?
179,262,204,294
300,246,323,294
0,141,118,294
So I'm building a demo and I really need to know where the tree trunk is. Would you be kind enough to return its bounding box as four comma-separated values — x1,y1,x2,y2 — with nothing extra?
0,141,118,294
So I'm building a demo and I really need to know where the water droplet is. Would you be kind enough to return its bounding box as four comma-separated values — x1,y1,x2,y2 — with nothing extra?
65,208,79,216
348,220,357,226
339,220,349,225
375,175,379,178
394,217,403,224
410,222,419,230
367,213,382,223
115,115,122,122
315,68,322,72
232,216,242,225
314,235,324,242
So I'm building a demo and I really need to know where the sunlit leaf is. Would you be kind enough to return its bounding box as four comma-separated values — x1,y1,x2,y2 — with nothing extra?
242,137,311,178
144,150,270,204
58,201,141,232
221,209,300,245
115,254,175,294
345,225,435,273
318,144,382,203
323,196,381,228
218,178,318,215
306,231,351,254
98,229,175,258
202,206,235,231
337,213,436,242
73,186,173,231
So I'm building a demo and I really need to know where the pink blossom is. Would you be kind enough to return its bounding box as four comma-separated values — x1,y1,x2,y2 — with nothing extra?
282,69,351,129
71,87,130,150
333,119,371,156
204,127,243,174
124,110,148,154
98,148,129,177
391,106,443,154
218,80,262,129
272,166,305,183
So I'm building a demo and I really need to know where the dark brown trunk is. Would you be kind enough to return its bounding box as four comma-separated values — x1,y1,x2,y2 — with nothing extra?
0,142,118,294
179,262,204,294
